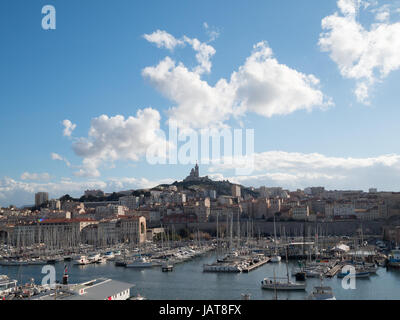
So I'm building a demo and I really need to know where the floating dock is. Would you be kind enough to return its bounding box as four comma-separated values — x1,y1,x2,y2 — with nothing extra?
241,257,271,273
324,263,342,278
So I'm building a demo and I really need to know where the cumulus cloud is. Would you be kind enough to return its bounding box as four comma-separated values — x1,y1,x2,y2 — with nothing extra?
20,172,51,181
143,57,236,129
319,0,400,103
143,30,184,50
62,119,76,137
144,30,216,75
71,108,168,177
143,34,331,129
230,41,332,117
182,36,216,74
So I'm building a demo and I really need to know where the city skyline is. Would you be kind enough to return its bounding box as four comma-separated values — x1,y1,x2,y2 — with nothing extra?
2,0,400,207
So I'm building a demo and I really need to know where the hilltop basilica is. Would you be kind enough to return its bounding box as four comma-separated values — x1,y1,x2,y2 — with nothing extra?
183,163,212,183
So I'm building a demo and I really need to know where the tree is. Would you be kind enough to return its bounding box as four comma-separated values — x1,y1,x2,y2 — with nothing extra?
59,194,75,202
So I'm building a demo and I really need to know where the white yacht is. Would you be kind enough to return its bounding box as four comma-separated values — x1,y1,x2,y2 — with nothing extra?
104,251,115,260
262,245,305,291
0,275,18,297
270,256,282,263
74,255,91,265
126,257,153,268
261,277,306,291
308,276,336,300
88,253,101,263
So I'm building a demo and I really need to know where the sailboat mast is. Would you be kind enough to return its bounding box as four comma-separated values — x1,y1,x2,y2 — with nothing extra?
285,245,290,283
273,214,277,255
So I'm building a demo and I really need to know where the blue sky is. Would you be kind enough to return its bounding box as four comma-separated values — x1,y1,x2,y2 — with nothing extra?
1,0,400,206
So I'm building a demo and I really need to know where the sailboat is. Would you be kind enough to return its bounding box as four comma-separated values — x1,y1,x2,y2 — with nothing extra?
270,214,281,263
261,246,306,291
308,276,336,300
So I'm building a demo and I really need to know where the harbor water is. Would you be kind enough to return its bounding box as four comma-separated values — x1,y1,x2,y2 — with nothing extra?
1,252,400,300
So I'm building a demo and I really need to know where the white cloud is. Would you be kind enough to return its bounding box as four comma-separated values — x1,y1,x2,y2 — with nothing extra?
230,41,332,117
20,172,51,181
143,30,216,75
375,9,390,22
203,22,220,42
209,172,345,190
143,57,236,129
71,108,168,177
319,0,400,103
183,36,216,74
209,150,400,172
51,153,71,167
143,30,184,50
143,35,331,129
207,150,400,191
337,0,362,16
62,119,76,137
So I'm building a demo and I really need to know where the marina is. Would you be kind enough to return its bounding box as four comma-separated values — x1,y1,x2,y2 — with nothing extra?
1,239,400,300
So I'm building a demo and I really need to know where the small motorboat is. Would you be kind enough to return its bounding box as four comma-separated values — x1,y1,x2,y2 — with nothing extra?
162,262,174,272
270,256,282,263
308,286,336,300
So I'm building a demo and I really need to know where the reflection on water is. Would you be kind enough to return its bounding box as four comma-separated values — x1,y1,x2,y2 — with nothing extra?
1,253,400,300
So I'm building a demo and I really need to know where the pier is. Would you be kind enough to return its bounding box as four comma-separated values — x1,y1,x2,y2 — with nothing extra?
324,263,342,278
241,257,270,273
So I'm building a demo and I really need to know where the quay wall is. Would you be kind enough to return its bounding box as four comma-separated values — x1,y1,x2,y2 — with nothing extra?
155,221,387,236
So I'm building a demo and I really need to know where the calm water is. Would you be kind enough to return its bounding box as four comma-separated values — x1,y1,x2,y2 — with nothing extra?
2,253,400,300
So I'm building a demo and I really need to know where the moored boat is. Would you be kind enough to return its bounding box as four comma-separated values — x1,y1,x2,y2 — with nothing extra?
337,269,370,278
261,277,306,291
308,286,336,300
162,262,174,272
74,255,90,265
270,256,282,263
388,248,400,268
126,257,153,268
